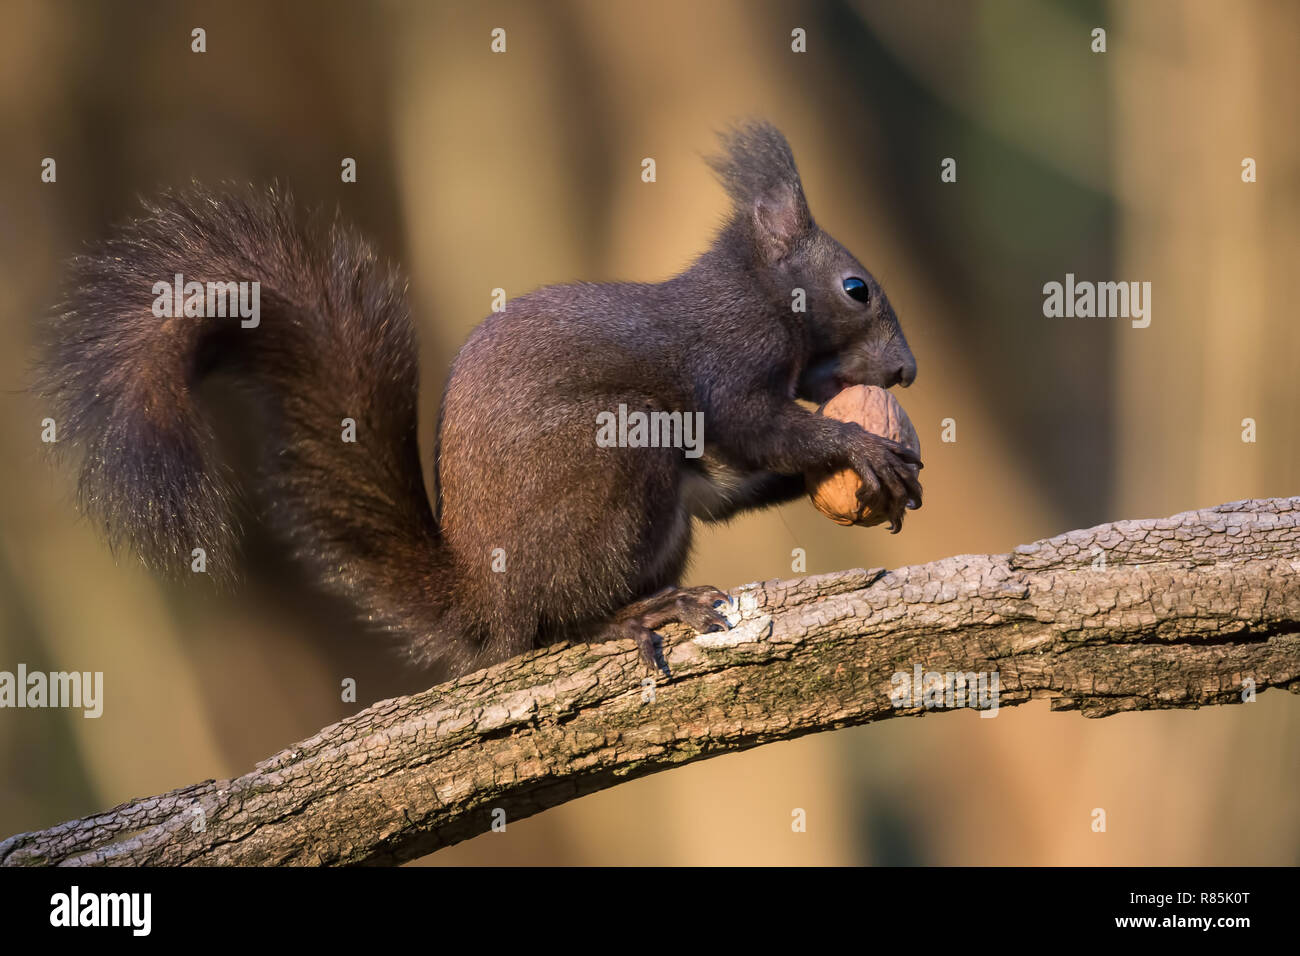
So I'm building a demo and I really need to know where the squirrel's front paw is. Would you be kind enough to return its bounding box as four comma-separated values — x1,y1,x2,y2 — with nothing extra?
849,434,923,533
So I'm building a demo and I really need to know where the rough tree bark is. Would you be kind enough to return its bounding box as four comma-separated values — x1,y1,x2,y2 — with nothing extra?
3,497,1298,866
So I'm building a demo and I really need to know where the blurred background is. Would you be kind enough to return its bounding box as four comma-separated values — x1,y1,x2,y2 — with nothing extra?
1,0,1298,864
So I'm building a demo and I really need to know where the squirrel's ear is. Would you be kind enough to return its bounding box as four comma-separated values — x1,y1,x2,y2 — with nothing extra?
707,121,813,262
752,182,810,263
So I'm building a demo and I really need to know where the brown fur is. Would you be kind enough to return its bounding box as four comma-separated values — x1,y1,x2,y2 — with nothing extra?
40,122,921,675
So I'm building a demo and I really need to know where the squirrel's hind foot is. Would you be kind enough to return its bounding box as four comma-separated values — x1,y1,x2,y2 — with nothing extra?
597,585,733,676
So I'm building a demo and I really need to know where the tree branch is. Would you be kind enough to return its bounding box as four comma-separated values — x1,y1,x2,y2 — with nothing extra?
4,497,1299,866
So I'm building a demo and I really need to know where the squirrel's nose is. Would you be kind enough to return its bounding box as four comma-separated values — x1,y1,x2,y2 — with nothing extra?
886,357,917,388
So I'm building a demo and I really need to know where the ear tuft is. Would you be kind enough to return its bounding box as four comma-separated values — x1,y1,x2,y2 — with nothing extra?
706,120,812,259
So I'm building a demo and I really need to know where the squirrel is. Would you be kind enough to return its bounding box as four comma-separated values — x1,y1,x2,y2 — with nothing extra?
40,121,922,678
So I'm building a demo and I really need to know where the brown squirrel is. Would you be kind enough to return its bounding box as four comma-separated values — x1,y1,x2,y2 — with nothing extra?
40,121,921,677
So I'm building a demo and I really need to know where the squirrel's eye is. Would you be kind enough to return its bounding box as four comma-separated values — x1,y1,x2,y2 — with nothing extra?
843,276,870,304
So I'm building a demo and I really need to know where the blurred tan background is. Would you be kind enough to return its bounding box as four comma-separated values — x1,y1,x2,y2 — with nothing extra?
1,0,1297,864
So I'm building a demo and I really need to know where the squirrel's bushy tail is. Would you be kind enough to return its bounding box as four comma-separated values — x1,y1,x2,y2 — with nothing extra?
40,185,456,666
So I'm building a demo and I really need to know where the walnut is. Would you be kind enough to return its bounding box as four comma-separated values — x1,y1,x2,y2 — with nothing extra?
805,385,921,527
